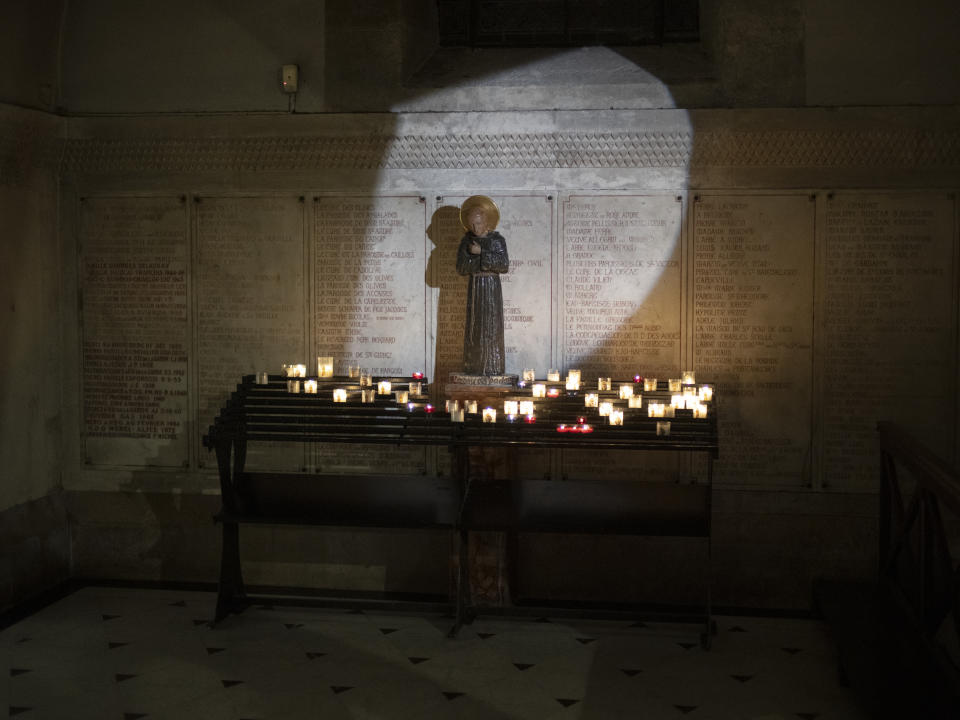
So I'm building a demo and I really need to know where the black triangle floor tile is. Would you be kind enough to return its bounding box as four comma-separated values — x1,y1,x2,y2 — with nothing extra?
306,652,327,660
620,668,642,677
728,625,747,632
677,642,697,650
168,600,187,607
556,698,580,707
123,714,148,720
331,686,354,694
9,668,31,677
477,632,495,640
513,663,534,671
102,614,121,621
379,628,398,635
408,657,429,665
781,647,802,655
222,680,244,688
674,705,698,715
108,642,129,650
731,674,753,683
575,637,596,645
442,692,465,701
115,673,137,683
10,708,32,717
796,714,820,720
206,647,226,655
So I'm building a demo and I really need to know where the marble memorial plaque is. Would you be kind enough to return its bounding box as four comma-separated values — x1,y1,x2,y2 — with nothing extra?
313,195,429,474
80,196,189,467
693,194,815,487
823,193,957,491
560,194,683,481
196,196,306,472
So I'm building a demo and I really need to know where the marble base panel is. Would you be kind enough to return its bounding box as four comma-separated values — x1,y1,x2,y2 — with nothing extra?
0,492,70,613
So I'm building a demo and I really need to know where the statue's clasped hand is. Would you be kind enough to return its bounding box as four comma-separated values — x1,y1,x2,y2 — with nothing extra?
468,240,482,255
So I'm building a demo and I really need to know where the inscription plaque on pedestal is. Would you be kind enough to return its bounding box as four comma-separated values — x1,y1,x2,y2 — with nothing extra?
560,194,683,481
313,195,429,474
823,193,957,491
196,196,305,472
80,196,189,467
693,194,815,487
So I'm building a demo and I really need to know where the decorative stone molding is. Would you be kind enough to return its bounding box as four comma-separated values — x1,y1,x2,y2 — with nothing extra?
57,128,960,174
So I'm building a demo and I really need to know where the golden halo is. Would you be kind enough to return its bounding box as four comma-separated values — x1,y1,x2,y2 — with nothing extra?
459,195,500,232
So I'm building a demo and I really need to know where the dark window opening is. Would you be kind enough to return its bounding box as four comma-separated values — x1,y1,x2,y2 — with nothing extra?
439,0,700,47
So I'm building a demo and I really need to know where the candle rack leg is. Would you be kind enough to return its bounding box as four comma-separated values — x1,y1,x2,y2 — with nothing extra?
214,520,246,624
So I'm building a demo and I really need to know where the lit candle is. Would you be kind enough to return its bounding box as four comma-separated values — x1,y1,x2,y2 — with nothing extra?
445,399,459,412
532,383,546,398
522,368,536,382
395,390,409,404
410,382,422,396
633,374,641,383
643,377,658,392
585,393,599,408
317,357,333,378
671,394,684,408
668,378,682,392
407,402,415,412
699,385,713,402
482,407,497,423
664,405,676,418
547,387,560,398
361,388,376,403
450,408,465,422
598,401,613,417
519,400,534,415
304,379,318,394
287,379,300,393
465,400,478,414
609,409,624,426
283,364,296,377
566,377,580,391
681,370,696,385
412,371,424,380
647,402,665,418
377,380,391,395
683,386,697,399
257,371,269,385
567,369,581,385
347,364,360,378
656,421,671,436
547,369,560,382
332,388,347,402
359,373,372,387
693,403,708,419
524,414,536,424
424,404,435,414
619,384,633,399
504,400,519,415
628,395,643,408
597,377,611,391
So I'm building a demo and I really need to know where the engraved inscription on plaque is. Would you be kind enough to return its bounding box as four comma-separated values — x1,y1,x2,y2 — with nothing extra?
196,196,306,472
80,196,189,467
560,194,683,482
561,195,682,377
823,193,957,491
693,195,815,486
313,195,429,474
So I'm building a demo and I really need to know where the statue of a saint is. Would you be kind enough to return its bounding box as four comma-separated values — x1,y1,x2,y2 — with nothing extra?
456,196,508,376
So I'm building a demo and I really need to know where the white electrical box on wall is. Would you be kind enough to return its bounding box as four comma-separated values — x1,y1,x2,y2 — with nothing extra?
281,65,299,93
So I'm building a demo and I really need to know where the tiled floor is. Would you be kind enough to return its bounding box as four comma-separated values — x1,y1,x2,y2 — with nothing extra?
1,587,869,719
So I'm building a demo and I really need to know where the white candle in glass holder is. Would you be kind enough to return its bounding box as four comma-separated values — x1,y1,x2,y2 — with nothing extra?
693,403,708,419
567,369,581,384
547,369,560,382
647,402,665,418
450,408,465,422
410,382,422,396
519,400,534,415
465,400,478,414
317,357,334,378
503,400,519,415
359,373,372,387
347,364,360,378
699,385,713,402
395,390,409,404
257,371,269,385
683,386,697,399
532,383,546,398
585,393,599,408
377,380,391,395
619,384,633,399
332,388,347,402
566,377,580,391
665,405,676,418
304,379,318,394
668,378,682,392
597,377,611,391
643,377,658,392
287,379,300,393
656,420,671,436
628,395,643,409
283,364,295,377
681,370,696,385
522,368,536,382
609,409,624,426
599,401,613,417
482,407,497,423
445,399,459,412
671,394,684,408
361,388,376,403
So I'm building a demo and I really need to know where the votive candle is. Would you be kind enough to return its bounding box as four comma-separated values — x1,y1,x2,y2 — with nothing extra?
304,379,318,394
643,377,658,392
532,383,547,398
619,384,634,399
482,407,497,423
377,380,391,395
333,388,347,402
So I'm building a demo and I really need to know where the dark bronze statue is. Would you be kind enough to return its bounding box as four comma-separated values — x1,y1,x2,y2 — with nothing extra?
456,196,508,376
